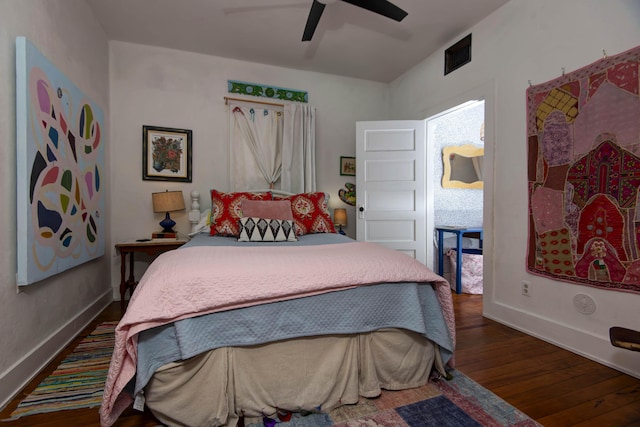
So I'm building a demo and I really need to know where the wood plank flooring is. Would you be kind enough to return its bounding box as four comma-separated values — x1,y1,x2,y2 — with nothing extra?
1,294,639,426
453,294,640,426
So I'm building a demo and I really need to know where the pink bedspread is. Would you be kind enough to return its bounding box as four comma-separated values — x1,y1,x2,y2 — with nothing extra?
100,241,455,426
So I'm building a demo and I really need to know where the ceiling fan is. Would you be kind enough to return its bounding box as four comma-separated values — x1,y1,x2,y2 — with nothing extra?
302,0,408,41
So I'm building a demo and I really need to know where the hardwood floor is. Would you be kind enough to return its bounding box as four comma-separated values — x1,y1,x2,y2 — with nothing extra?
1,294,639,426
454,294,640,427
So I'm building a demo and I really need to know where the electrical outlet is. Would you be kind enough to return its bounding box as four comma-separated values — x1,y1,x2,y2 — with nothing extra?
522,280,531,296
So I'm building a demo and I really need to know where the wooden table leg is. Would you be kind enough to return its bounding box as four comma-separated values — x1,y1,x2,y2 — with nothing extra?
120,251,139,311
119,251,127,311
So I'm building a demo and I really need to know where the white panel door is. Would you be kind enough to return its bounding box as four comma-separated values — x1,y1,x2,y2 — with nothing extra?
356,121,433,268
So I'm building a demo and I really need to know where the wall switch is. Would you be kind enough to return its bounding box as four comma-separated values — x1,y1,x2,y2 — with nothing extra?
522,280,531,296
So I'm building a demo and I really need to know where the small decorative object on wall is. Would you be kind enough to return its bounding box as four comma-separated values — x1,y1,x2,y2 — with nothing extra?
526,45,640,294
339,182,356,206
228,80,308,103
143,125,192,182
444,33,472,75
340,156,356,176
16,37,105,286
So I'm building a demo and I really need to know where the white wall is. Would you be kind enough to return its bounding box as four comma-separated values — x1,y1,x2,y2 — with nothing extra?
390,0,640,377
108,41,389,292
0,0,112,408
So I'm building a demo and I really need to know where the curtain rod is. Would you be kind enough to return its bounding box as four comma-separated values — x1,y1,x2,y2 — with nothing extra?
224,96,285,107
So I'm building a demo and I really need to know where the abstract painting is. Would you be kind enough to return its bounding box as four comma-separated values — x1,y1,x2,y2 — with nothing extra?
526,45,640,293
16,37,105,286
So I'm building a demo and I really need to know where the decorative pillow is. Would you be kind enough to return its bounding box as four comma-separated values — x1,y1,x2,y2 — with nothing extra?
274,192,336,235
238,217,297,242
210,190,272,236
241,199,293,220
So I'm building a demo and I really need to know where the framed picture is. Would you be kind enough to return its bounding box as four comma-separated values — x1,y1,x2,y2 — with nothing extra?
340,156,356,176
143,125,192,182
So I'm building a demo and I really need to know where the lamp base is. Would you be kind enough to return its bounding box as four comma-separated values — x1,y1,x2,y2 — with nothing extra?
159,212,176,233
337,225,345,235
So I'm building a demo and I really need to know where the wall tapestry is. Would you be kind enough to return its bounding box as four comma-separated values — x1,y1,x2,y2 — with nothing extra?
16,37,105,286
228,80,308,103
526,45,640,294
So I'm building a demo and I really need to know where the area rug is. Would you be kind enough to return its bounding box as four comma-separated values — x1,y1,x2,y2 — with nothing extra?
526,44,640,293
4,321,117,420
246,370,540,427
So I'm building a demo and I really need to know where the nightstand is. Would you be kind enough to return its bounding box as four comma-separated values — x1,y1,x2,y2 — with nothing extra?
115,240,187,311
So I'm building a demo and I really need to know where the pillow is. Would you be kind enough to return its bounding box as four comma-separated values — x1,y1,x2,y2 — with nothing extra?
210,190,272,236
188,209,212,237
274,192,336,235
238,217,297,242
241,199,293,220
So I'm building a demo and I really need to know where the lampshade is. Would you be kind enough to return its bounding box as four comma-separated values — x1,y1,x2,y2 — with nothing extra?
333,208,347,226
152,190,185,213
152,190,185,233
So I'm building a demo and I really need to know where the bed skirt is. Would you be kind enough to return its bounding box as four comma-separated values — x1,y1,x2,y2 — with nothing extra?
143,328,443,427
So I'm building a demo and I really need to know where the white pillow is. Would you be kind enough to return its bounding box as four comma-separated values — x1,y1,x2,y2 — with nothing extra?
188,209,212,237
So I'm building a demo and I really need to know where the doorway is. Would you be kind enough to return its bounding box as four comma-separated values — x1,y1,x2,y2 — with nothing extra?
427,99,485,295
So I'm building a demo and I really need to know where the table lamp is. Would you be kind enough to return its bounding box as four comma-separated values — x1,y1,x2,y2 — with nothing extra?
333,208,347,235
152,190,185,233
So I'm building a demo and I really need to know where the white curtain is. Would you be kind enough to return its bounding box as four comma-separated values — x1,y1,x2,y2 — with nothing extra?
232,106,283,189
281,103,316,193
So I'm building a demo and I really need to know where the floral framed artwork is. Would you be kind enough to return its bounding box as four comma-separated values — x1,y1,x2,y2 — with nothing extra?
340,156,356,176
142,125,192,182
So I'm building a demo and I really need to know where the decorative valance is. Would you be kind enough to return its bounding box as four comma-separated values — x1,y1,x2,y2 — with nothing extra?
228,80,308,103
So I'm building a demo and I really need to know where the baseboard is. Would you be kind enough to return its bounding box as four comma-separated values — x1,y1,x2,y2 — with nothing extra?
483,300,640,380
0,290,113,411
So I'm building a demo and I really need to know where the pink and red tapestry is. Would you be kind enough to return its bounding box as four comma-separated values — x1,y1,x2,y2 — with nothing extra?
526,45,640,294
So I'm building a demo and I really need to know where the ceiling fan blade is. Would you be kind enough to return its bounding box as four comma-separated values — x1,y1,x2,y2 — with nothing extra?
302,0,326,41
341,0,408,22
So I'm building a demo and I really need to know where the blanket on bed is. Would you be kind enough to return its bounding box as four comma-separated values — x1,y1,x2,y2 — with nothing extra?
134,283,454,396
100,241,454,427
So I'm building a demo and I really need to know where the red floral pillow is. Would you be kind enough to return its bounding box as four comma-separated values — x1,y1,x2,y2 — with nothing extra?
275,192,336,235
210,190,272,236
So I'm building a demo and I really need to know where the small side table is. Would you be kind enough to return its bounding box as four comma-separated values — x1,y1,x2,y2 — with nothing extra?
435,226,483,294
115,240,187,311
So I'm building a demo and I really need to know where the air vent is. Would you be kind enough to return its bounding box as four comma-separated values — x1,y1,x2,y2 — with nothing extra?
445,34,472,75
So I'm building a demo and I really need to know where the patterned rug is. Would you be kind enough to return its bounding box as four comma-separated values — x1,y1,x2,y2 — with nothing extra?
5,321,117,420
246,370,540,427
526,44,640,293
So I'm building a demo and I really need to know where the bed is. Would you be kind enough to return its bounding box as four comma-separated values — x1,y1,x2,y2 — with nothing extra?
100,190,455,427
